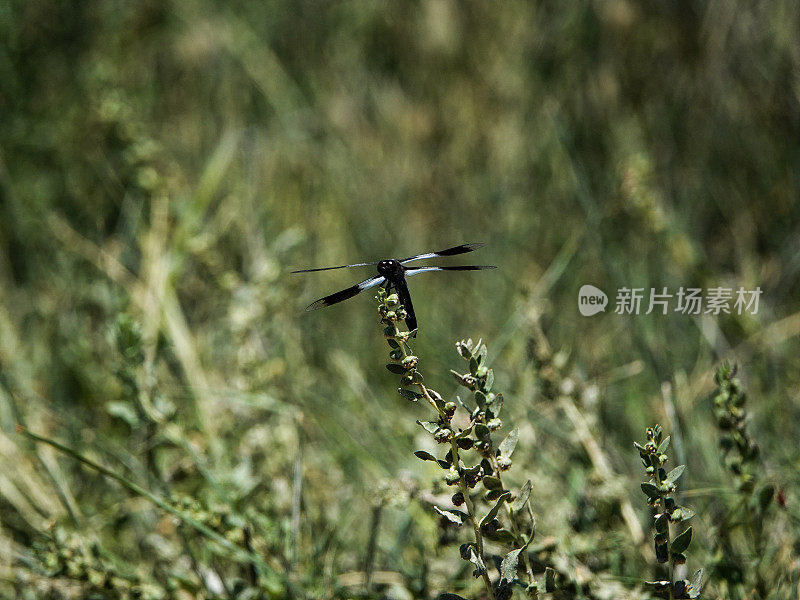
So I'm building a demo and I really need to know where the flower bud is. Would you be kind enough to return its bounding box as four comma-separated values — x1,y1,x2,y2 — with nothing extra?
402,355,419,369
434,428,453,443
445,468,460,485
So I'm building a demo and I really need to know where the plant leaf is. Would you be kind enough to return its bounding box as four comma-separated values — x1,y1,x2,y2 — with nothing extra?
641,482,660,498
414,450,437,462
482,476,503,490
510,480,532,512
671,526,692,554
489,392,504,416
499,427,519,458
480,491,511,527
671,506,695,522
469,356,479,375
665,465,686,486
688,568,704,598
757,484,774,512
486,528,516,544
485,369,494,391
397,388,422,401
416,420,440,434
500,547,523,583
435,506,467,526
455,426,473,439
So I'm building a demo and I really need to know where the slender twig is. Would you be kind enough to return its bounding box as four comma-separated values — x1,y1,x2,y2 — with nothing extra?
363,500,384,593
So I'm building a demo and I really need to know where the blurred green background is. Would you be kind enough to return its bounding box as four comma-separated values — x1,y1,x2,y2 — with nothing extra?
1,0,799,598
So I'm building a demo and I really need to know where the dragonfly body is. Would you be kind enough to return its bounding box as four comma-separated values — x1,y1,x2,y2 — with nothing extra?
377,259,419,332
293,243,495,334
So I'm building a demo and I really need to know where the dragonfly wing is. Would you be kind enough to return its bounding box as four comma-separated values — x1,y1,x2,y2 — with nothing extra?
292,261,378,273
400,242,486,264
404,265,497,277
305,276,385,311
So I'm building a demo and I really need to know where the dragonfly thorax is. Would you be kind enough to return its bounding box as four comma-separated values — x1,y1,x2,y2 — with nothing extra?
377,259,404,280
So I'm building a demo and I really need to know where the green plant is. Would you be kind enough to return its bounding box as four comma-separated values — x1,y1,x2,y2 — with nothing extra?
376,289,554,600
634,425,703,600
710,363,775,599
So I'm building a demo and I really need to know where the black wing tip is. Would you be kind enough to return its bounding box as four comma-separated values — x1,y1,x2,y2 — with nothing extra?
443,265,497,269
453,242,486,252
438,242,486,256
305,299,329,311
457,242,486,252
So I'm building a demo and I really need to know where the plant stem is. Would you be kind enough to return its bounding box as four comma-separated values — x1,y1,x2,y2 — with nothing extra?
418,385,495,600
653,463,674,600
743,500,767,599
450,437,496,600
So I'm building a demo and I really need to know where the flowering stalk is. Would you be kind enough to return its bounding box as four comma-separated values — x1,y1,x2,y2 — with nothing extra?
711,363,773,599
635,425,703,600
376,289,547,600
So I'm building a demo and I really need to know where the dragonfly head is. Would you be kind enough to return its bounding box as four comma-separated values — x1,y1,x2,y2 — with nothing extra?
377,259,403,279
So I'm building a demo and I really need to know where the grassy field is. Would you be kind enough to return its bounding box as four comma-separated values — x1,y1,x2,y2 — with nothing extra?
1,1,799,598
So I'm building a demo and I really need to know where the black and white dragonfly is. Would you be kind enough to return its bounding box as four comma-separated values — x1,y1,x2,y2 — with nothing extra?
292,243,496,333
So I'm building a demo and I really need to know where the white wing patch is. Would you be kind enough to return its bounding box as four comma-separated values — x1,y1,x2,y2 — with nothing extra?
404,267,441,277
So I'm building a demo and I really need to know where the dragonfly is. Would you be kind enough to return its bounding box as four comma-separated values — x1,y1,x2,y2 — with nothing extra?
292,243,496,334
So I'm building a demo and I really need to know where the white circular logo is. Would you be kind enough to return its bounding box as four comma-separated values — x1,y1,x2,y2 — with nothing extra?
578,285,608,316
